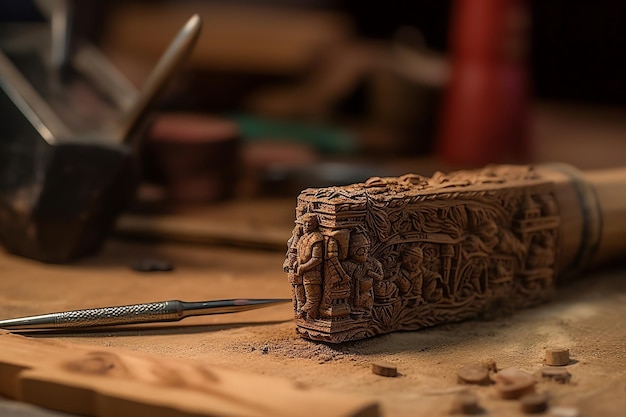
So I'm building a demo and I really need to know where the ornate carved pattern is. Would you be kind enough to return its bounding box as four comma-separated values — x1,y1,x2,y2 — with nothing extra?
286,165,560,343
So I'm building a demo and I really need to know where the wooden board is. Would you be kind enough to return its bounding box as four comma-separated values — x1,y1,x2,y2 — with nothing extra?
0,330,377,417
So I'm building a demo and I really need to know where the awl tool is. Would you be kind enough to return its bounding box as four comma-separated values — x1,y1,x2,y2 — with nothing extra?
0,299,290,331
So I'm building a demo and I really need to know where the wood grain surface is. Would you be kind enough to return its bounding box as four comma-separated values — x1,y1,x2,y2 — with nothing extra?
0,331,377,417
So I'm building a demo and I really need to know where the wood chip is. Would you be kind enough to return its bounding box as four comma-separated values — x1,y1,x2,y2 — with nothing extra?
423,387,469,396
451,391,481,415
493,368,536,399
549,406,580,417
545,348,570,366
481,358,498,373
520,392,548,414
541,366,570,383
457,363,491,385
372,361,398,377
130,258,174,272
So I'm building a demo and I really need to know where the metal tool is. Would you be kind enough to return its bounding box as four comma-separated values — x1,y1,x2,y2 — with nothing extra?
50,0,73,70
0,298,291,331
0,12,202,263
116,14,201,143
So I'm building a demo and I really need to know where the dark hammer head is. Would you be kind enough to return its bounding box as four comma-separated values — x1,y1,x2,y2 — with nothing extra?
0,14,201,263
0,137,136,263
0,22,139,263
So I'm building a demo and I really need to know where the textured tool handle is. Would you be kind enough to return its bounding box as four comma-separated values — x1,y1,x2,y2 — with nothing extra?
0,299,290,330
51,301,183,328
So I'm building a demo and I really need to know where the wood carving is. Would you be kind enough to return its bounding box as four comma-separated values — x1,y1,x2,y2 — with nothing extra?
285,165,560,342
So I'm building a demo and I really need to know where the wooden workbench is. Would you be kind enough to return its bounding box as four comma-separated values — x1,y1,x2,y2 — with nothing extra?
2,103,626,416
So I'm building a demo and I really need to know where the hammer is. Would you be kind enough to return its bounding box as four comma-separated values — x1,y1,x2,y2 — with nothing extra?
286,163,626,343
0,13,201,263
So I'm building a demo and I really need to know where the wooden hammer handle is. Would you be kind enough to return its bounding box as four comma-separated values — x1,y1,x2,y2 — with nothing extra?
538,164,626,276
584,167,626,265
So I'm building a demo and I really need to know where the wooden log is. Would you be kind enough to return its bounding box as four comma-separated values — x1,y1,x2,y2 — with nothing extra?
285,164,626,342
0,331,378,417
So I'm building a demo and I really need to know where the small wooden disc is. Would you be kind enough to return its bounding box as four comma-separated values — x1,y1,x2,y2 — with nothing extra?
494,368,536,399
541,366,570,382
457,364,491,385
520,392,548,413
371,362,398,377
451,391,481,415
548,406,580,417
545,348,570,366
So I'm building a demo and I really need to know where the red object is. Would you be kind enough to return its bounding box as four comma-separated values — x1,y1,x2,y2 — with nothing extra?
436,0,531,166
145,114,241,203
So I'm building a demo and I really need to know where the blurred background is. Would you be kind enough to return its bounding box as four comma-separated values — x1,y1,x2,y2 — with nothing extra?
2,0,626,207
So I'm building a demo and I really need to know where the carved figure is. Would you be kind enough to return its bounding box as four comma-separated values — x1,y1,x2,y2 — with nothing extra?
287,165,559,342
295,213,324,319
320,232,352,318
526,231,555,269
340,232,381,316
464,221,499,254
396,246,442,304
284,225,305,317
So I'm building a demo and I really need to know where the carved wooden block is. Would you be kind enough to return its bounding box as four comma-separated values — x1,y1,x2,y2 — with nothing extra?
285,165,560,343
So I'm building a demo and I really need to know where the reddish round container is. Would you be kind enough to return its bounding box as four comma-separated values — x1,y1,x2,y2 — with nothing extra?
145,113,241,203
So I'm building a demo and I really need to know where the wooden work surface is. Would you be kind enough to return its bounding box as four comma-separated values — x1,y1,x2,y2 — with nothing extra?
2,103,626,416
1,226,625,416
